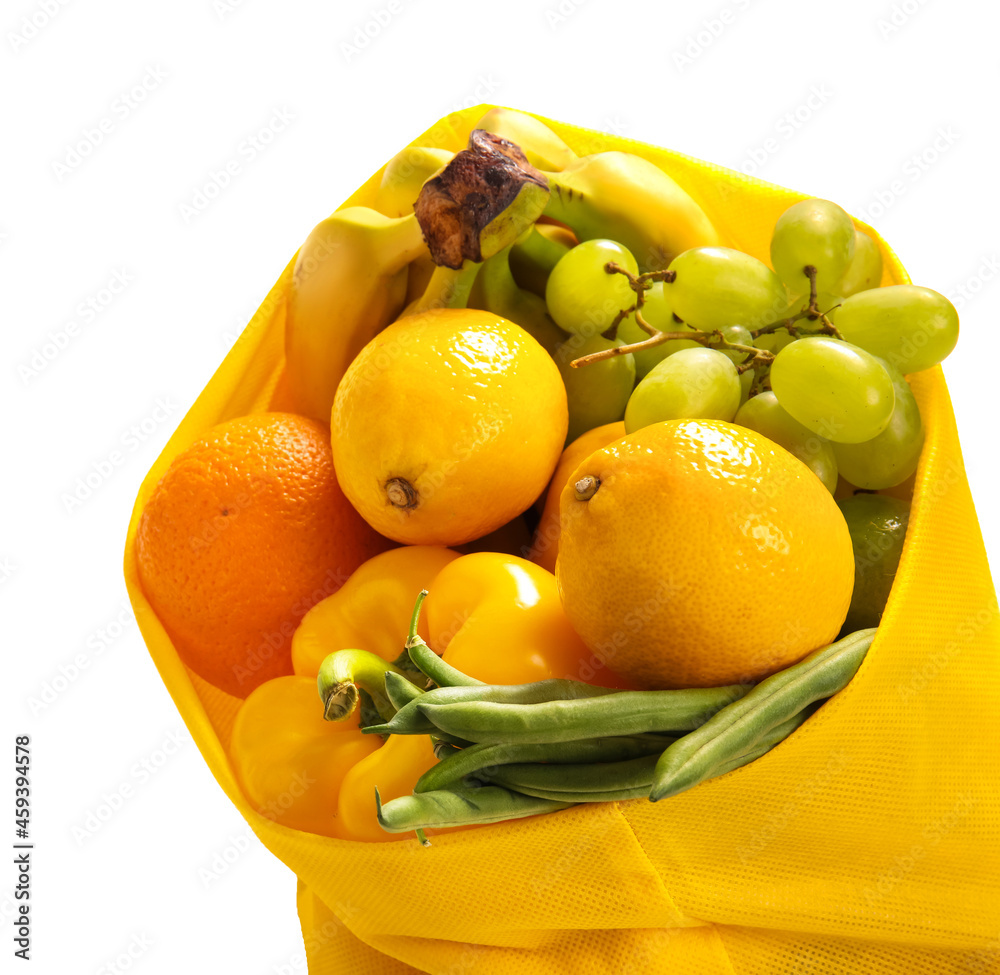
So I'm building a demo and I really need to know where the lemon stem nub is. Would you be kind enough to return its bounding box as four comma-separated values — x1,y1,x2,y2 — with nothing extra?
574,476,600,502
386,477,420,510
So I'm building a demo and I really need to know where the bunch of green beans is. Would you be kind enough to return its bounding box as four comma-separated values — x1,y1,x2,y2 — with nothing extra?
350,593,875,841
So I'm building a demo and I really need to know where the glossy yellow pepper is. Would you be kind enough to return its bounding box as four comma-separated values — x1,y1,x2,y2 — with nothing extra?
292,545,459,677
229,675,381,838
336,733,443,842
425,552,631,687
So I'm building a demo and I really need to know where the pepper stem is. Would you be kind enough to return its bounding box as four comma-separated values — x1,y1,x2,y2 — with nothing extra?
317,649,411,723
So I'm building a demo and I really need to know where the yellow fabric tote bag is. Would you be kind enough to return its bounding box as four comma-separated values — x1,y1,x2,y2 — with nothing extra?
124,106,1000,975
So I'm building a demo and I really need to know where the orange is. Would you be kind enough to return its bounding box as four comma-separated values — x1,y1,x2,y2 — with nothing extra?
556,420,854,689
331,308,567,546
136,412,390,697
528,421,625,572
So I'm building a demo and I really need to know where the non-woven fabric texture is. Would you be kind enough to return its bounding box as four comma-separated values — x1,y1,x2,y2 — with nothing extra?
125,105,1000,974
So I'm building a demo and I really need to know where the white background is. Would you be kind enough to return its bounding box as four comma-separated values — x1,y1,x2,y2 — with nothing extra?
2,0,998,972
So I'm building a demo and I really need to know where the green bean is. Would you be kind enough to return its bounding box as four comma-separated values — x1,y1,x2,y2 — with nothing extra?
407,636,484,688
317,649,416,722
363,678,623,736
486,710,814,805
415,684,748,745
705,707,815,780
649,629,875,801
415,735,676,793
486,752,661,796
483,782,651,804
375,785,573,834
419,679,620,706
384,670,425,711
405,589,483,688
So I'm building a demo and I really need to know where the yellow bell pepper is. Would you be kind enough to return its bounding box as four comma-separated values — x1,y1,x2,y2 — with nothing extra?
336,733,443,842
228,675,381,838
292,545,459,677
425,552,632,687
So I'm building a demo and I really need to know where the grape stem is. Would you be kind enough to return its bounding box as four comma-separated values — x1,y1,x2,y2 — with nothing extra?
751,265,844,342
571,262,846,371
571,263,772,372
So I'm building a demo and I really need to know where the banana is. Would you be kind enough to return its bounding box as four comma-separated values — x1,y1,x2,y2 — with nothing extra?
470,245,567,354
404,252,437,306
374,146,454,218
542,151,721,271
475,107,577,172
403,260,481,317
286,208,427,422
509,223,576,297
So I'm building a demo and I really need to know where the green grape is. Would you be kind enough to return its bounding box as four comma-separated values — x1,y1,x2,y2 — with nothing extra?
617,281,701,379
545,239,638,337
834,285,959,374
769,337,895,444
839,230,883,297
770,198,855,296
666,247,787,332
624,347,740,434
836,494,910,631
734,391,838,493
713,324,755,403
555,333,635,442
754,328,796,354
738,368,754,404
833,357,923,489
715,324,754,361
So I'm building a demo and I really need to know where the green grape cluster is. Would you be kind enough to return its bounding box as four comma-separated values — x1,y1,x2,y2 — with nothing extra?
535,197,958,494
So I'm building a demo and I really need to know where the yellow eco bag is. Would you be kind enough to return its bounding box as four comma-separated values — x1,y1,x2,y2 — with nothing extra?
124,106,1000,975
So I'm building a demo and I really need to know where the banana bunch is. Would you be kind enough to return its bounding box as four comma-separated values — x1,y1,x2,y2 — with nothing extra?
284,109,721,421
